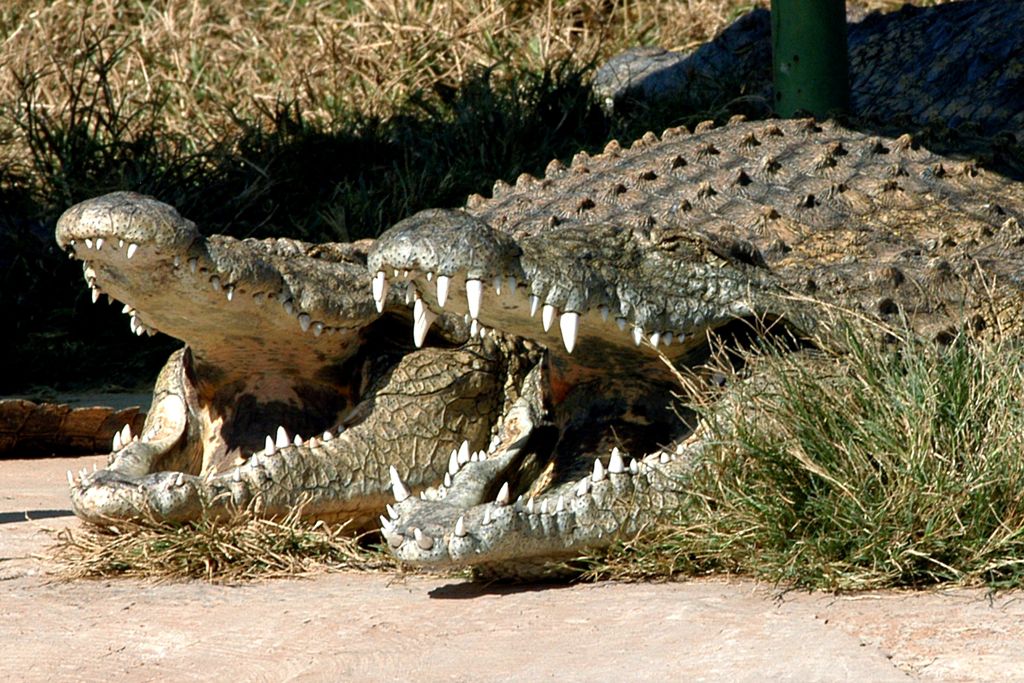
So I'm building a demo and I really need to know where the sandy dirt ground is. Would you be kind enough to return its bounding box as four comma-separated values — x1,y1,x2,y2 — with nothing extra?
3,453,1024,682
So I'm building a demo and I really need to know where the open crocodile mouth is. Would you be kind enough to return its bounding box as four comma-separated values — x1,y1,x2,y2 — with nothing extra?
55,193,528,527
364,208,776,571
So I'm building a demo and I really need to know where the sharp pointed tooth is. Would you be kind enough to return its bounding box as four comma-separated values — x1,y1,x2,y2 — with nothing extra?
454,515,466,537
660,452,671,464
616,317,627,331
598,305,609,321
592,458,606,482
412,298,437,347
90,287,101,303
526,497,535,513
405,285,416,305
283,300,295,315
67,470,74,486
386,504,399,520
483,508,492,525
649,332,661,347
298,313,311,332
121,424,132,443
293,435,303,446
540,500,548,514
95,237,104,250
559,311,579,353
426,271,433,281
372,271,388,313
414,528,434,550
389,465,410,502
210,276,221,291
470,451,478,463
495,482,510,506
265,435,275,455
173,255,181,267
226,285,234,301
126,243,138,259
577,478,590,497
630,458,640,474
556,496,565,513
122,304,133,314
465,279,483,319
608,447,625,473
469,319,480,337
529,294,540,317
322,430,333,441
380,515,394,531
189,258,198,274
112,431,122,451
435,274,450,307
632,325,644,346
493,276,502,295
84,238,94,249
233,467,241,482
443,472,452,488
116,239,123,249
507,276,517,293
448,450,459,475
175,472,185,486
457,440,470,464
663,332,673,346
275,426,289,449
542,304,556,331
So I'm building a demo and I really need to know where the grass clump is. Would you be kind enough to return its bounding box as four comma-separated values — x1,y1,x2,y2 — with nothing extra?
584,315,1024,590
50,504,395,583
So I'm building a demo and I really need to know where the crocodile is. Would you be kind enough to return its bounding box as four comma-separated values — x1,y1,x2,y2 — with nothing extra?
58,116,1024,576
594,0,1024,139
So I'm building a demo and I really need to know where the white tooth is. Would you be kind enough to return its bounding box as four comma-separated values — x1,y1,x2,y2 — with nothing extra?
265,436,275,455
540,500,548,514
380,515,393,531
405,285,416,305
226,286,234,301
677,332,686,344
495,482,510,506
660,452,671,464
477,451,487,461
542,304,556,332
275,426,289,449
469,318,480,337
556,496,565,513
284,300,295,315
129,316,138,334
121,423,132,443
298,313,311,332
478,325,487,339
529,294,540,317
599,305,609,321
616,317,627,331
632,325,644,346
630,459,639,474
118,239,124,249
313,322,324,337
175,472,185,486
465,279,483,319
454,516,466,537
414,528,434,550
592,458,606,482
293,435,303,446
84,238,93,249
559,311,579,353
173,255,181,267
67,470,75,487
209,276,221,291
435,274,450,307
493,276,502,295
233,468,241,482
393,269,399,278
413,298,437,347
577,478,590,497
649,332,661,347
426,271,433,281
443,472,452,488
112,431,122,451
482,508,492,525
189,258,198,274
663,332,673,346
122,304,133,314
458,440,470,464
322,430,333,441
386,504,399,519
470,451,478,463
126,243,138,259
91,287,100,303
389,465,410,502
448,450,459,475
526,498,535,513
608,447,625,473
136,323,146,336
95,237,104,250
372,271,388,312
507,276,517,293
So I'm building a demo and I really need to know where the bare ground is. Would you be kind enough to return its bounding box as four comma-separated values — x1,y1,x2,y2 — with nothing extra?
3,454,1024,682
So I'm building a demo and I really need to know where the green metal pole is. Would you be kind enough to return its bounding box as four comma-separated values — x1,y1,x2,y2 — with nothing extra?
771,0,850,118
